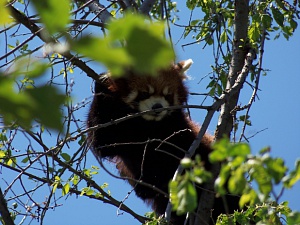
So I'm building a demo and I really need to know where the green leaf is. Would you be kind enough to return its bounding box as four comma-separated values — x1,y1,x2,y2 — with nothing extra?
271,7,284,27
31,0,70,34
85,188,94,196
265,157,287,184
181,158,192,169
0,0,13,25
228,167,247,194
220,30,228,43
52,176,60,193
239,189,258,207
21,156,29,163
228,143,251,157
52,183,58,193
72,175,79,185
169,180,179,209
113,16,173,75
60,153,71,162
62,182,70,196
287,211,300,225
261,14,273,29
210,138,231,162
248,22,260,42
71,36,131,75
71,14,173,76
176,180,197,215
283,159,300,188
251,165,272,196
0,60,65,130
0,150,5,159
25,86,66,130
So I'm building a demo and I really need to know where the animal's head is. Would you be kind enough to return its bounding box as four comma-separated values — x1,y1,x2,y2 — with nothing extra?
103,59,193,121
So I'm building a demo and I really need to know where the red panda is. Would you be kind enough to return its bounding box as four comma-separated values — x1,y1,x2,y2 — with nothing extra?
87,60,239,225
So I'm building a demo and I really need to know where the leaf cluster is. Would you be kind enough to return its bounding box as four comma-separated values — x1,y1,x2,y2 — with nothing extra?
168,138,300,224
71,14,174,76
169,156,212,215
0,59,66,130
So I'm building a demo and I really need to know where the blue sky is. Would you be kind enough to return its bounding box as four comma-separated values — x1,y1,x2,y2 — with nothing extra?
1,2,300,225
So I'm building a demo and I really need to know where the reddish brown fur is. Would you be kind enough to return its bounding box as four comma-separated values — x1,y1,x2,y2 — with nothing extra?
87,63,239,225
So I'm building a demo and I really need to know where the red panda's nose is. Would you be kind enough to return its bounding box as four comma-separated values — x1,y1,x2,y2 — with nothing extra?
152,103,163,111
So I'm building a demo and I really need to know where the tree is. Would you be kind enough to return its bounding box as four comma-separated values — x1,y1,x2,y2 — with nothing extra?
0,0,300,225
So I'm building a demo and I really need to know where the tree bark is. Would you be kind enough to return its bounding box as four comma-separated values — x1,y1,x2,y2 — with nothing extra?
195,1,250,224
0,188,15,225
215,0,250,139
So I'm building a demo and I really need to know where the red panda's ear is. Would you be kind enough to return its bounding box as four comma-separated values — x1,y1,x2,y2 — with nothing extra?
176,59,193,74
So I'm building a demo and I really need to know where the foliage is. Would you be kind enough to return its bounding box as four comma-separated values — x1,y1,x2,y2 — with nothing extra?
169,156,212,215
171,139,300,224
0,60,66,130
0,0,299,225
71,14,174,76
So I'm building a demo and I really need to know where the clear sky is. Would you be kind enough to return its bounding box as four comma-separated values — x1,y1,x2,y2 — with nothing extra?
1,2,300,225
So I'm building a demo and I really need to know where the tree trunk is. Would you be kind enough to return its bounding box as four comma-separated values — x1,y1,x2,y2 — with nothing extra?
195,1,250,224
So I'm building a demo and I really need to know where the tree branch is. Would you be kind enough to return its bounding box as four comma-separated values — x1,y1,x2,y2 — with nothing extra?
194,3,251,223
238,8,267,142
194,48,255,225
139,0,157,15
82,0,113,23
164,47,256,224
8,4,99,81
215,0,250,139
0,188,15,225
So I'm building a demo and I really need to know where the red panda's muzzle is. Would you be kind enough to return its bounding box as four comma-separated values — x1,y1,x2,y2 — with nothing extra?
138,96,170,121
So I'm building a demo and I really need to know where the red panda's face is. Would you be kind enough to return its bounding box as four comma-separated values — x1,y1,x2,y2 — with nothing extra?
123,81,178,121
110,60,193,121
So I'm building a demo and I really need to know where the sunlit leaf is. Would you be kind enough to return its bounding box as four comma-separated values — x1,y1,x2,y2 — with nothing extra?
0,150,5,159
228,167,247,194
52,183,58,193
239,189,258,207
265,157,287,184
181,157,192,169
283,159,300,188
287,211,300,225
220,30,228,43
176,179,197,215
72,175,79,186
251,166,272,196
109,14,173,75
25,86,66,130
31,0,70,34
62,183,70,196
0,0,13,25
210,138,231,162
249,22,260,42
169,180,179,210
229,143,251,157
72,14,173,76
71,36,131,76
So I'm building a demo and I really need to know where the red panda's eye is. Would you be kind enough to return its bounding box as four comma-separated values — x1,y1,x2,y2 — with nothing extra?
164,94,173,103
139,92,151,100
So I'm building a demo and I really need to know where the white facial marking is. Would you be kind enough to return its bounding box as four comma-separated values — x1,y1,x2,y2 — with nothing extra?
148,85,154,94
163,86,169,96
139,96,169,121
124,90,138,107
